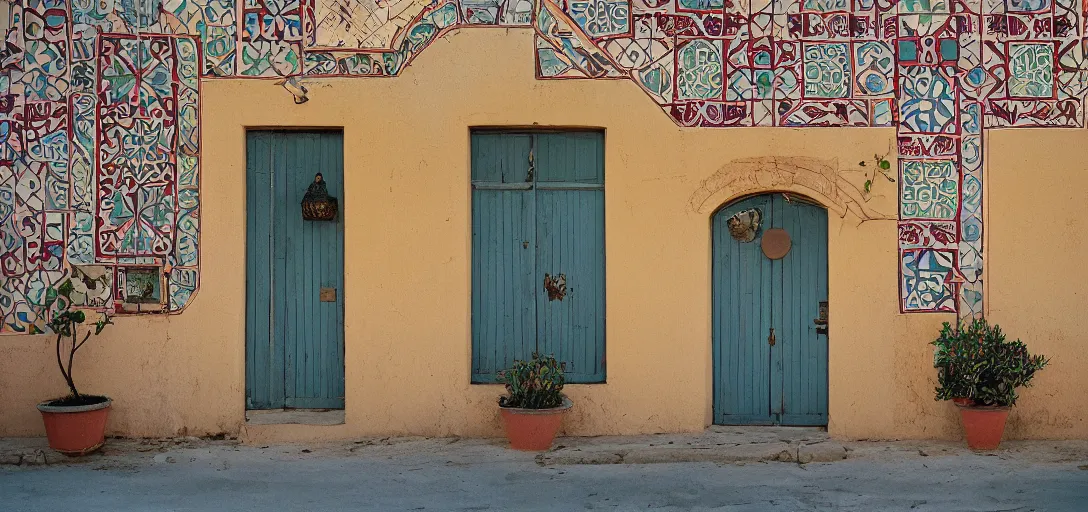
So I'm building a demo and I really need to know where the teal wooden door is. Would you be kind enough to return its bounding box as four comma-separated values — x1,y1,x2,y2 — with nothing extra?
713,194,828,426
471,131,605,383
534,133,606,383
246,131,345,410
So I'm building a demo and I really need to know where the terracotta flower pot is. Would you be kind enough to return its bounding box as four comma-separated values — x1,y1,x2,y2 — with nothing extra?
951,397,974,406
956,403,1009,450
37,397,111,456
499,398,573,451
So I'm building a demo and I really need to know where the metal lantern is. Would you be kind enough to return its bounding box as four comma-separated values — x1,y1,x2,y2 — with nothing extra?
301,173,338,221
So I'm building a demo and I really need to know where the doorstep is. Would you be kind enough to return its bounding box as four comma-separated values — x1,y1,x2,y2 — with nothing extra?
241,409,352,444
245,409,345,426
540,426,847,465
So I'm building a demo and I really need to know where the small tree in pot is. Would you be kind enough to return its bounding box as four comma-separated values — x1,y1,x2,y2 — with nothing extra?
37,279,114,456
932,319,1048,450
496,353,572,451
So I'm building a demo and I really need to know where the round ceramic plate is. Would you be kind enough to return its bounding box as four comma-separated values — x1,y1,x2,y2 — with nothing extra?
761,228,791,260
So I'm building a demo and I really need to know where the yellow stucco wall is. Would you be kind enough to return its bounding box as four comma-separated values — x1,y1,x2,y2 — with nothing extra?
1,30,1084,440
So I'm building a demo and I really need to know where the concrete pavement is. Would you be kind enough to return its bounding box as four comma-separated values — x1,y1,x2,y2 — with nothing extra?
2,431,1087,511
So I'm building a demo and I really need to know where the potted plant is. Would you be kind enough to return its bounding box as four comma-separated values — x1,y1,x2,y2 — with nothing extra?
931,319,1048,450
931,321,981,407
496,353,573,451
36,279,114,456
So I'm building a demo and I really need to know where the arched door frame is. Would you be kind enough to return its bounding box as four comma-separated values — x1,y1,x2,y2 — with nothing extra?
709,191,830,426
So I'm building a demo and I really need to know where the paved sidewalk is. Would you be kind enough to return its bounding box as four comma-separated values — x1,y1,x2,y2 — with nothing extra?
4,426,1087,468
3,429,1088,511
541,426,846,464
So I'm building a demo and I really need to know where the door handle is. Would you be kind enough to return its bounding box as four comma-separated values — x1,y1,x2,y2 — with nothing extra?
767,327,776,347
814,300,828,335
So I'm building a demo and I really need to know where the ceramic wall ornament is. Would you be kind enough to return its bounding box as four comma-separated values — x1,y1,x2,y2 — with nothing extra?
761,229,791,260
727,209,763,243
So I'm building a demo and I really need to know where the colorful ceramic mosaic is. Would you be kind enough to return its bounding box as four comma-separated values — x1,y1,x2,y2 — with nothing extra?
525,0,1088,315
1,1,201,332
1,0,1087,330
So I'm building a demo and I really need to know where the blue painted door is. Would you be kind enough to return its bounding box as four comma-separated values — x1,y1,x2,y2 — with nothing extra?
713,194,828,426
471,131,606,383
246,131,345,410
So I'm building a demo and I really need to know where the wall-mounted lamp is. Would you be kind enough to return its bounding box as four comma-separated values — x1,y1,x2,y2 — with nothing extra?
275,76,309,104
302,173,338,221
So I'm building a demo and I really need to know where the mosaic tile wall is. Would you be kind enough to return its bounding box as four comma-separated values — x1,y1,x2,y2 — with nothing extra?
1,1,200,333
531,0,1088,315
1,0,1085,331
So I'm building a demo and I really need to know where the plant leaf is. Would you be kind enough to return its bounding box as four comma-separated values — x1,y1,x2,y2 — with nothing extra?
57,279,74,299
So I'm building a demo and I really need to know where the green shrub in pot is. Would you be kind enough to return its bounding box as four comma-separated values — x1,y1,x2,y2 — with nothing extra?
496,353,565,409
494,353,571,451
931,319,1048,407
931,318,1049,450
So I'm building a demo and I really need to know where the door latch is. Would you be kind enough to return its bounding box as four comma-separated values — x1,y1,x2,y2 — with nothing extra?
767,327,776,347
814,300,828,335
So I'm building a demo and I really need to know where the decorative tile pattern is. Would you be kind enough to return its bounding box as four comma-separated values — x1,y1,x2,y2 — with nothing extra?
1007,42,1054,98
567,0,631,38
312,0,432,49
899,66,957,133
0,0,203,332
677,40,725,100
899,160,958,220
902,248,957,313
803,43,852,98
3,0,1088,330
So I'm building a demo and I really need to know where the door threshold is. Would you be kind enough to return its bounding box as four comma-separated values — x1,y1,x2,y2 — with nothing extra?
245,409,345,426
709,425,827,431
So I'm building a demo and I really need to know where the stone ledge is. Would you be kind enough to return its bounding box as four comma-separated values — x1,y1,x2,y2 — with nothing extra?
537,428,845,466
0,448,66,466
0,437,240,468
797,441,848,464
539,441,844,465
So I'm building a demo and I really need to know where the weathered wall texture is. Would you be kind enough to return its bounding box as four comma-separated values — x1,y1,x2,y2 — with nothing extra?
986,129,1088,439
1,30,1084,440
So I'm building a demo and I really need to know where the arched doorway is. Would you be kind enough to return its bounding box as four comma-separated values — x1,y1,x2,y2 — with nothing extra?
712,193,828,426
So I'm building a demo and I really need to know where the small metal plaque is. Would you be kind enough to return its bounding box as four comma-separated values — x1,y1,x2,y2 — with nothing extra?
320,287,336,302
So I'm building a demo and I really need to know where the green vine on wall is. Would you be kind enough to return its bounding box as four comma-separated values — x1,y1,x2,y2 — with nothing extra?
859,153,894,200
